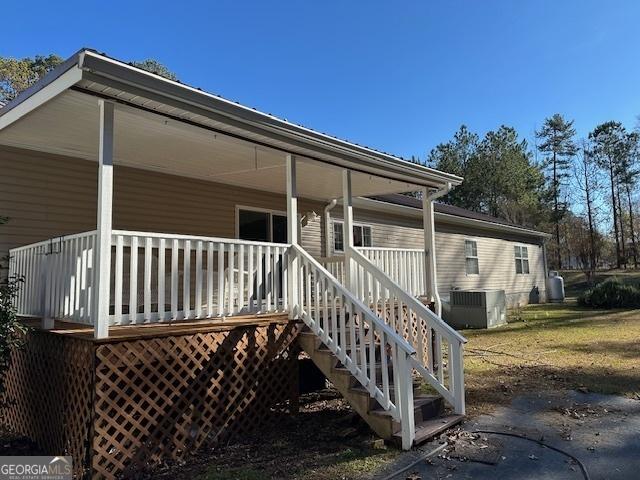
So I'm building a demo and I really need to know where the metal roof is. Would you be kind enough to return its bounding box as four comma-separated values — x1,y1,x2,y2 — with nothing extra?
0,48,463,190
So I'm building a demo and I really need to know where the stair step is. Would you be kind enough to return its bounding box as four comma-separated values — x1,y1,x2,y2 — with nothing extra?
348,382,426,411
370,395,443,422
392,414,464,446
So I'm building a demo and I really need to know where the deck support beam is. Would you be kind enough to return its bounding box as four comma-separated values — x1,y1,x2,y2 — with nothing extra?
94,100,114,339
342,170,355,293
286,154,299,318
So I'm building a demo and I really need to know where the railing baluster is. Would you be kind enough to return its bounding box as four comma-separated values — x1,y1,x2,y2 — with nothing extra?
195,241,203,319
369,318,376,395
183,240,191,319
435,331,443,383
247,245,254,312
238,244,245,312
171,239,179,320
265,245,271,311
129,236,138,324
69,238,77,318
282,248,288,310
158,238,166,321
217,242,225,316
206,242,214,318
322,276,329,342
114,235,123,325
228,243,236,314
256,245,263,313
144,236,152,322
380,329,390,409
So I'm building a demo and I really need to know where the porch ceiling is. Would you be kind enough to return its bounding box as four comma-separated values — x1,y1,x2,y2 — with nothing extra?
0,89,419,201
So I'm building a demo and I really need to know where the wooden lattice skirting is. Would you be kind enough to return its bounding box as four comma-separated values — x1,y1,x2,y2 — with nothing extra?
2,319,301,479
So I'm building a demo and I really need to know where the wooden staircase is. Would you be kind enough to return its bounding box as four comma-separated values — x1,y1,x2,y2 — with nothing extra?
298,326,463,446
289,244,466,449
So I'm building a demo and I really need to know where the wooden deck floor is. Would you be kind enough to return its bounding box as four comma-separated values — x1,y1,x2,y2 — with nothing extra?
20,312,292,343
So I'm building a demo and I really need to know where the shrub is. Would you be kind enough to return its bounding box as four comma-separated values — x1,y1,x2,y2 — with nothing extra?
578,277,640,309
0,273,29,412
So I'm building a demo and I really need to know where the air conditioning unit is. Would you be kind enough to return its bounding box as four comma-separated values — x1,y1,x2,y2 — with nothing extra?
448,289,506,329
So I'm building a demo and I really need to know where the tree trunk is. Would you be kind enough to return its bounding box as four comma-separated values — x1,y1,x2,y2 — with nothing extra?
626,184,638,268
584,165,597,274
617,181,626,268
553,151,562,269
609,162,622,268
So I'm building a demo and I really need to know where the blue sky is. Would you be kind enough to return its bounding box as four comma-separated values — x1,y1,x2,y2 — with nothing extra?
3,1,639,160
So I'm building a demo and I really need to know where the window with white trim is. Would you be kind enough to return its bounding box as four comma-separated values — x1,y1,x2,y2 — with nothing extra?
514,245,530,274
333,221,372,252
464,240,479,275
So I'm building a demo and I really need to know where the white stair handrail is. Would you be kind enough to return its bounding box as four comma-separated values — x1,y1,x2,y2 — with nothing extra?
348,247,466,415
291,244,417,449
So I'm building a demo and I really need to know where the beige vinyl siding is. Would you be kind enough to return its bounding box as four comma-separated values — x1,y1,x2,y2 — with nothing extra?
434,231,546,306
0,146,322,259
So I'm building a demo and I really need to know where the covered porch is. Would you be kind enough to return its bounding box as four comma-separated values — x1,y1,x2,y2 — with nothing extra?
1,57,459,338
0,50,467,477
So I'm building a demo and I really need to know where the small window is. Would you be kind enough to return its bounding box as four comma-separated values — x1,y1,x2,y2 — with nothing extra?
354,225,372,248
333,221,344,252
333,222,372,252
465,240,479,275
514,245,530,274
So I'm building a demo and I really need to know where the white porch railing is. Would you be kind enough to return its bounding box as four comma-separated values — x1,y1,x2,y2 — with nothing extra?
359,248,426,298
109,231,289,324
349,249,466,414
9,231,97,324
9,230,290,326
320,248,426,298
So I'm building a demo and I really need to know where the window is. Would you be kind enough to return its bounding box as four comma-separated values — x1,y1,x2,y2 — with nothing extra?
237,208,287,243
514,245,530,274
333,222,344,252
465,240,479,275
333,222,372,252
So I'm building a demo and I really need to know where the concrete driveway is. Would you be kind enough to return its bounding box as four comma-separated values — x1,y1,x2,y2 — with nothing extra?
377,390,640,480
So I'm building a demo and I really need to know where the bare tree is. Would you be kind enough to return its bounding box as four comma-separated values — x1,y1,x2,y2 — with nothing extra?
574,140,601,276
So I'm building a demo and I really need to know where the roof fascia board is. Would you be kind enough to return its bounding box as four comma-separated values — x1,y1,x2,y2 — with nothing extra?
75,72,439,189
0,65,84,131
351,197,551,239
78,51,462,188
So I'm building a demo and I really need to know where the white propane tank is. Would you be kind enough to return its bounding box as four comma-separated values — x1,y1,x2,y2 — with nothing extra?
547,271,565,303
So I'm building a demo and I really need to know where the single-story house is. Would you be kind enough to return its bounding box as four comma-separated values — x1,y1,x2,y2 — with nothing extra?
0,49,548,478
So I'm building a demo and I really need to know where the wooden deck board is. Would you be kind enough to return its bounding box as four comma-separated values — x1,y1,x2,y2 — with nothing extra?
20,312,293,343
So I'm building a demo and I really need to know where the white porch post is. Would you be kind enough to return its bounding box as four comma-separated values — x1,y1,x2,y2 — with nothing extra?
422,188,441,316
286,154,299,318
94,100,114,339
342,170,355,292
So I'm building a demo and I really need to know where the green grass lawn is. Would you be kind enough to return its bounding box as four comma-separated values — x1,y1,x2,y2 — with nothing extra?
463,270,640,415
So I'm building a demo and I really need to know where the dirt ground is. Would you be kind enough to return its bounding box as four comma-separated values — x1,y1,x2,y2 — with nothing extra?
146,389,400,480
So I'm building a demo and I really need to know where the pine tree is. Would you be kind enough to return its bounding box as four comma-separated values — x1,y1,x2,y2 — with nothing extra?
536,114,577,269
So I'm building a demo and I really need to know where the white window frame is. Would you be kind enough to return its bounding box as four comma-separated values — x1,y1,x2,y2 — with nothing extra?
235,205,288,243
514,244,530,275
464,239,480,276
332,220,372,253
